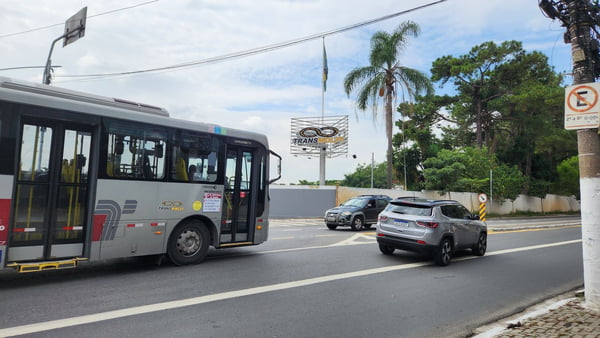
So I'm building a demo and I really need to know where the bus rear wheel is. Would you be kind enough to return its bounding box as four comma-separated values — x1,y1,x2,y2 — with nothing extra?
168,220,210,266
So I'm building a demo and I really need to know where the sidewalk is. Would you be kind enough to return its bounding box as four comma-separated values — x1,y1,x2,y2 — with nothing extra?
473,290,600,337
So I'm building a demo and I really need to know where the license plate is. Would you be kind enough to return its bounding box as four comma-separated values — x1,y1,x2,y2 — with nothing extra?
394,219,409,227
327,216,336,222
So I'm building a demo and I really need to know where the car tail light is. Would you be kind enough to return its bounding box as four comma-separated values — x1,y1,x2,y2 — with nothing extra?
378,215,388,222
416,221,439,228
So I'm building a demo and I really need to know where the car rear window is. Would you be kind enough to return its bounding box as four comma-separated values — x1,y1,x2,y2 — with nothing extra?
386,202,432,216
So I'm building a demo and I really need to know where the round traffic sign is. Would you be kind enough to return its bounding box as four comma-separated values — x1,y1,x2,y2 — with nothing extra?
478,193,487,203
566,85,599,113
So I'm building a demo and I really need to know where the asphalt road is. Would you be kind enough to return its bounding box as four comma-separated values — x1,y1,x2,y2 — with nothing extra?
0,216,583,337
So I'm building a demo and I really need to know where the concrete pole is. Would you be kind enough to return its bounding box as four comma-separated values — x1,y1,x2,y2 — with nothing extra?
566,0,600,312
319,37,326,186
319,147,326,186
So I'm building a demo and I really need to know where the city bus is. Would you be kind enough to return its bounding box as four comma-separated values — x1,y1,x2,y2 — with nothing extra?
0,76,281,272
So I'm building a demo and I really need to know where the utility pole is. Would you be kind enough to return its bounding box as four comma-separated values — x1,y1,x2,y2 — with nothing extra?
540,0,600,312
566,0,600,313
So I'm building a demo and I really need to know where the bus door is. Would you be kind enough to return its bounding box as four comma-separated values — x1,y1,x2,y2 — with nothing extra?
220,145,257,244
8,119,93,262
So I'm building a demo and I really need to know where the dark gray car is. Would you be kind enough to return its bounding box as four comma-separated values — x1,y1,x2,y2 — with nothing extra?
376,197,487,266
325,195,391,231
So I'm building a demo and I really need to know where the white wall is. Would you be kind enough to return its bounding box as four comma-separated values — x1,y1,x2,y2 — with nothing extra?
267,185,580,218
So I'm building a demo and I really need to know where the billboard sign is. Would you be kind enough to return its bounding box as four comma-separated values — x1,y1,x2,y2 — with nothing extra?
290,115,348,158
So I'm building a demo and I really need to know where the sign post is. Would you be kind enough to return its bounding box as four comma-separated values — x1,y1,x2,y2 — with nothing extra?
42,7,87,85
478,193,487,222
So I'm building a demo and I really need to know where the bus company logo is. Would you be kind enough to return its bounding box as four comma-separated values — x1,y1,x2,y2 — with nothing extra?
94,200,130,241
292,126,345,145
160,200,184,211
298,126,339,138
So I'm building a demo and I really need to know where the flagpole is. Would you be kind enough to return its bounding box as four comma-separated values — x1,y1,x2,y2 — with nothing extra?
319,36,326,186
321,36,325,121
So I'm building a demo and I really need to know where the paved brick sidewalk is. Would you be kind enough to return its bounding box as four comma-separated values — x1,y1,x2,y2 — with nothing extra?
476,295,600,337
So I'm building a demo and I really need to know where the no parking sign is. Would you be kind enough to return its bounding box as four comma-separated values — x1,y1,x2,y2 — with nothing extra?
565,83,600,130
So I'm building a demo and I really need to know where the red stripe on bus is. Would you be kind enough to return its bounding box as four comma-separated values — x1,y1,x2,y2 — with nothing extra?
92,214,108,242
0,199,11,243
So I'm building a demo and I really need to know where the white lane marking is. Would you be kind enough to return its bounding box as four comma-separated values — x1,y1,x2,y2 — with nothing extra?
0,239,582,337
485,239,581,256
329,233,376,246
270,236,295,241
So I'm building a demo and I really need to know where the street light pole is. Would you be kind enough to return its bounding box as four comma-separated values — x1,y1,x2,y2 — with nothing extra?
370,152,374,188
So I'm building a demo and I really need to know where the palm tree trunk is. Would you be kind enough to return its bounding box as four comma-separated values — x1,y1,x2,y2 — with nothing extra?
385,92,394,189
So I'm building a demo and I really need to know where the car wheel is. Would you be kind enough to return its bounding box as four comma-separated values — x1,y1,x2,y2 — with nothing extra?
350,216,364,231
326,223,337,230
167,220,210,266
472,232,487,256
434,238,452,266
378,243,395,255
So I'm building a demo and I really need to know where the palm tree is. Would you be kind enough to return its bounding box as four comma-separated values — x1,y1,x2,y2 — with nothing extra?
344,21,433,189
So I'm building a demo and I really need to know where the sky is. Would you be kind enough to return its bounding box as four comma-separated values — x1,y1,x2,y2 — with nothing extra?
0,0,572,184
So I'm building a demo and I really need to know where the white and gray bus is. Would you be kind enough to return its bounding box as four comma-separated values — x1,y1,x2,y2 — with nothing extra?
0,77,281,272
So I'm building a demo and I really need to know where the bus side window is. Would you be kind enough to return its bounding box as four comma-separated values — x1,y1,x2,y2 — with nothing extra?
103,118,166,180
173,131,221,183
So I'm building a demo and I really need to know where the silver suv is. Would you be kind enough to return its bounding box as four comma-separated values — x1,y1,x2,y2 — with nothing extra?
376,197,487,266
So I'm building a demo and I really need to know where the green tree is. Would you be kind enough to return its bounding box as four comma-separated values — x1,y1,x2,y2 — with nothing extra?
431,41,524,148
428,40,576,195
422,147,525,201
553,155,580,198
295,179,340,186
341,162,387,188
393,96,455,189
344,20,433,189
489,51,574,192
392,145,426,191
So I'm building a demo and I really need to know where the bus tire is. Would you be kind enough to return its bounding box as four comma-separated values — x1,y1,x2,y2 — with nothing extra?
167,220,210,266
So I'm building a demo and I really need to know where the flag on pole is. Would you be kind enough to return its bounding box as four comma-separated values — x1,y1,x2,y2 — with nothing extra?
322,40,328,92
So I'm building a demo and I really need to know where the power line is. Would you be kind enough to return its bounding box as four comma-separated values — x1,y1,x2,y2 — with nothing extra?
0,0,160,39
55,0,448,81
0,66,61,71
